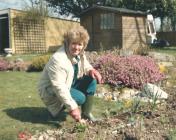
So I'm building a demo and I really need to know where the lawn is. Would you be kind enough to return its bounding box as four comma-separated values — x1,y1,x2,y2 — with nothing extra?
0,71,47,140
0,71,117,140
151,47,176,56
4,54,41,62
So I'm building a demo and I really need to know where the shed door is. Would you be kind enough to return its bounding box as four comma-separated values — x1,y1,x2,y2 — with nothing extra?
0,14,9,53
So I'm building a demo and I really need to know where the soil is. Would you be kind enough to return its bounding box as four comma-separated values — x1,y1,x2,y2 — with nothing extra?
29,86,176,140
73,88,175,140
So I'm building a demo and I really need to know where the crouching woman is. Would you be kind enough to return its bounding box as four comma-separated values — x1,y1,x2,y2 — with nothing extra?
38,25,103,123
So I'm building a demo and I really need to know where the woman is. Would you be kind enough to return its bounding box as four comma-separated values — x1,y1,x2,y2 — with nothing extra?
38,25,103,123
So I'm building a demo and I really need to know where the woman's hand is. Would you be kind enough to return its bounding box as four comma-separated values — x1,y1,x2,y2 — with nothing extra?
78,119,87,124
69,108,81,121
89,69,103,84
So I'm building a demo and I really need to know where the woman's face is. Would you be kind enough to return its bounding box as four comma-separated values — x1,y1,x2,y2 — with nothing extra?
68,42,84,57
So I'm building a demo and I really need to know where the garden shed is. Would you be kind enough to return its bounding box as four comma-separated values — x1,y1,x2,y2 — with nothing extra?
80,5,148,52
0,8,79,54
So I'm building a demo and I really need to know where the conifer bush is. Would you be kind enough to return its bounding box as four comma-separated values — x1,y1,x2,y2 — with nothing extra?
93,54,165,89
28,55,51,71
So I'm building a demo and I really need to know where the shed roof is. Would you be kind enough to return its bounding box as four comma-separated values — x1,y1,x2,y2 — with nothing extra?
80,5,146,16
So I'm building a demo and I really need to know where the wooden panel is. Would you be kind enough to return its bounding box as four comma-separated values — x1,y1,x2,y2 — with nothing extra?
13,18,46,54
81,15,93,50
122,15,147,51
45,18,79,52
93,31,122,50
157,31,176,46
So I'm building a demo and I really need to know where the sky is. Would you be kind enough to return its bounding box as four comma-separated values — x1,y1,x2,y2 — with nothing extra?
0,0,78,20
0,0,30,10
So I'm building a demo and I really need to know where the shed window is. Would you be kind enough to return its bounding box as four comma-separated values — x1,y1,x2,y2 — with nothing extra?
147,22,155,34
100,13,115,29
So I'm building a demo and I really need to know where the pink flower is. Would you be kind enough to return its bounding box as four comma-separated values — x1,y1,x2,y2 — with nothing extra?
93,54,165,89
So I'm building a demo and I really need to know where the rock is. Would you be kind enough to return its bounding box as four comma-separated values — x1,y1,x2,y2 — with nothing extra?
111,91,120,101
46,130,55,135
165,80,175,88
95,92,105,98
96,84,112,94
16,58,24,62
157,62,173,67
142,83,168,99
38,135,44,140
118,88,140,99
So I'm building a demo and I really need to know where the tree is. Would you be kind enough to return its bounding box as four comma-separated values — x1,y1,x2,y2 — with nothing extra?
45,0,121,17
22,0,51,19
46,0,176,30
119,0,176,31
167,0,176,31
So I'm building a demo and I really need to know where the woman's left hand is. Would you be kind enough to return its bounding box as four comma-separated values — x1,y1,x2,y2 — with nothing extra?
89,69,103,84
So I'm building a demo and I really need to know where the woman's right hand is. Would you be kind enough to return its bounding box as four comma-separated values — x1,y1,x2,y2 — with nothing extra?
79,119,87,124
69,108,81,121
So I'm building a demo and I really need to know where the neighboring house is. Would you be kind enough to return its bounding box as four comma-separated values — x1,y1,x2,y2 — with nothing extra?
0,8,79,54
80,5,148,52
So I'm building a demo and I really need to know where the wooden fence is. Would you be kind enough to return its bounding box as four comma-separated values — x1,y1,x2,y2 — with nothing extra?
13,18,46,54
157,31,176,46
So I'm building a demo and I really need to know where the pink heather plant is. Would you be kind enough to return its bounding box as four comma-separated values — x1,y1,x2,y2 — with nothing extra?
0,58,9,71
93,54,165,89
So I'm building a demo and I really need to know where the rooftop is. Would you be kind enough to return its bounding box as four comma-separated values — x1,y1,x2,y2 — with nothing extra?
80,5,147,16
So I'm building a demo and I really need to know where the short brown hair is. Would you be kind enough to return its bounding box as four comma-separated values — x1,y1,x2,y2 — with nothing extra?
64,25,89,50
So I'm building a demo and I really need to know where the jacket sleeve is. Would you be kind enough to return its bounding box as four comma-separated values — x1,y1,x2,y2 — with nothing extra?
46,57,78,111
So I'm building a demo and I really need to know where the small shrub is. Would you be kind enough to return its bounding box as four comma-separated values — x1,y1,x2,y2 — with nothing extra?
93,54,165,89
73,123,87,133
133,46,150,55
0,58,9,71
8,61,31,71
167,129,176,140
28,55,51,71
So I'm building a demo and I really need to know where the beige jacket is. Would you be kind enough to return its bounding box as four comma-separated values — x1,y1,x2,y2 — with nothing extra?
38,46,93,114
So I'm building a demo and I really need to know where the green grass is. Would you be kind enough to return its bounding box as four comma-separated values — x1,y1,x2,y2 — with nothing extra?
4,54,41,62
166,128,176,140
3,53,53,62
0,71,117,140
0,71,48,139
150,47,176,56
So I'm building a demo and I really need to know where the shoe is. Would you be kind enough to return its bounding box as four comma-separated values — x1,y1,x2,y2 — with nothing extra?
81,96,100,122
